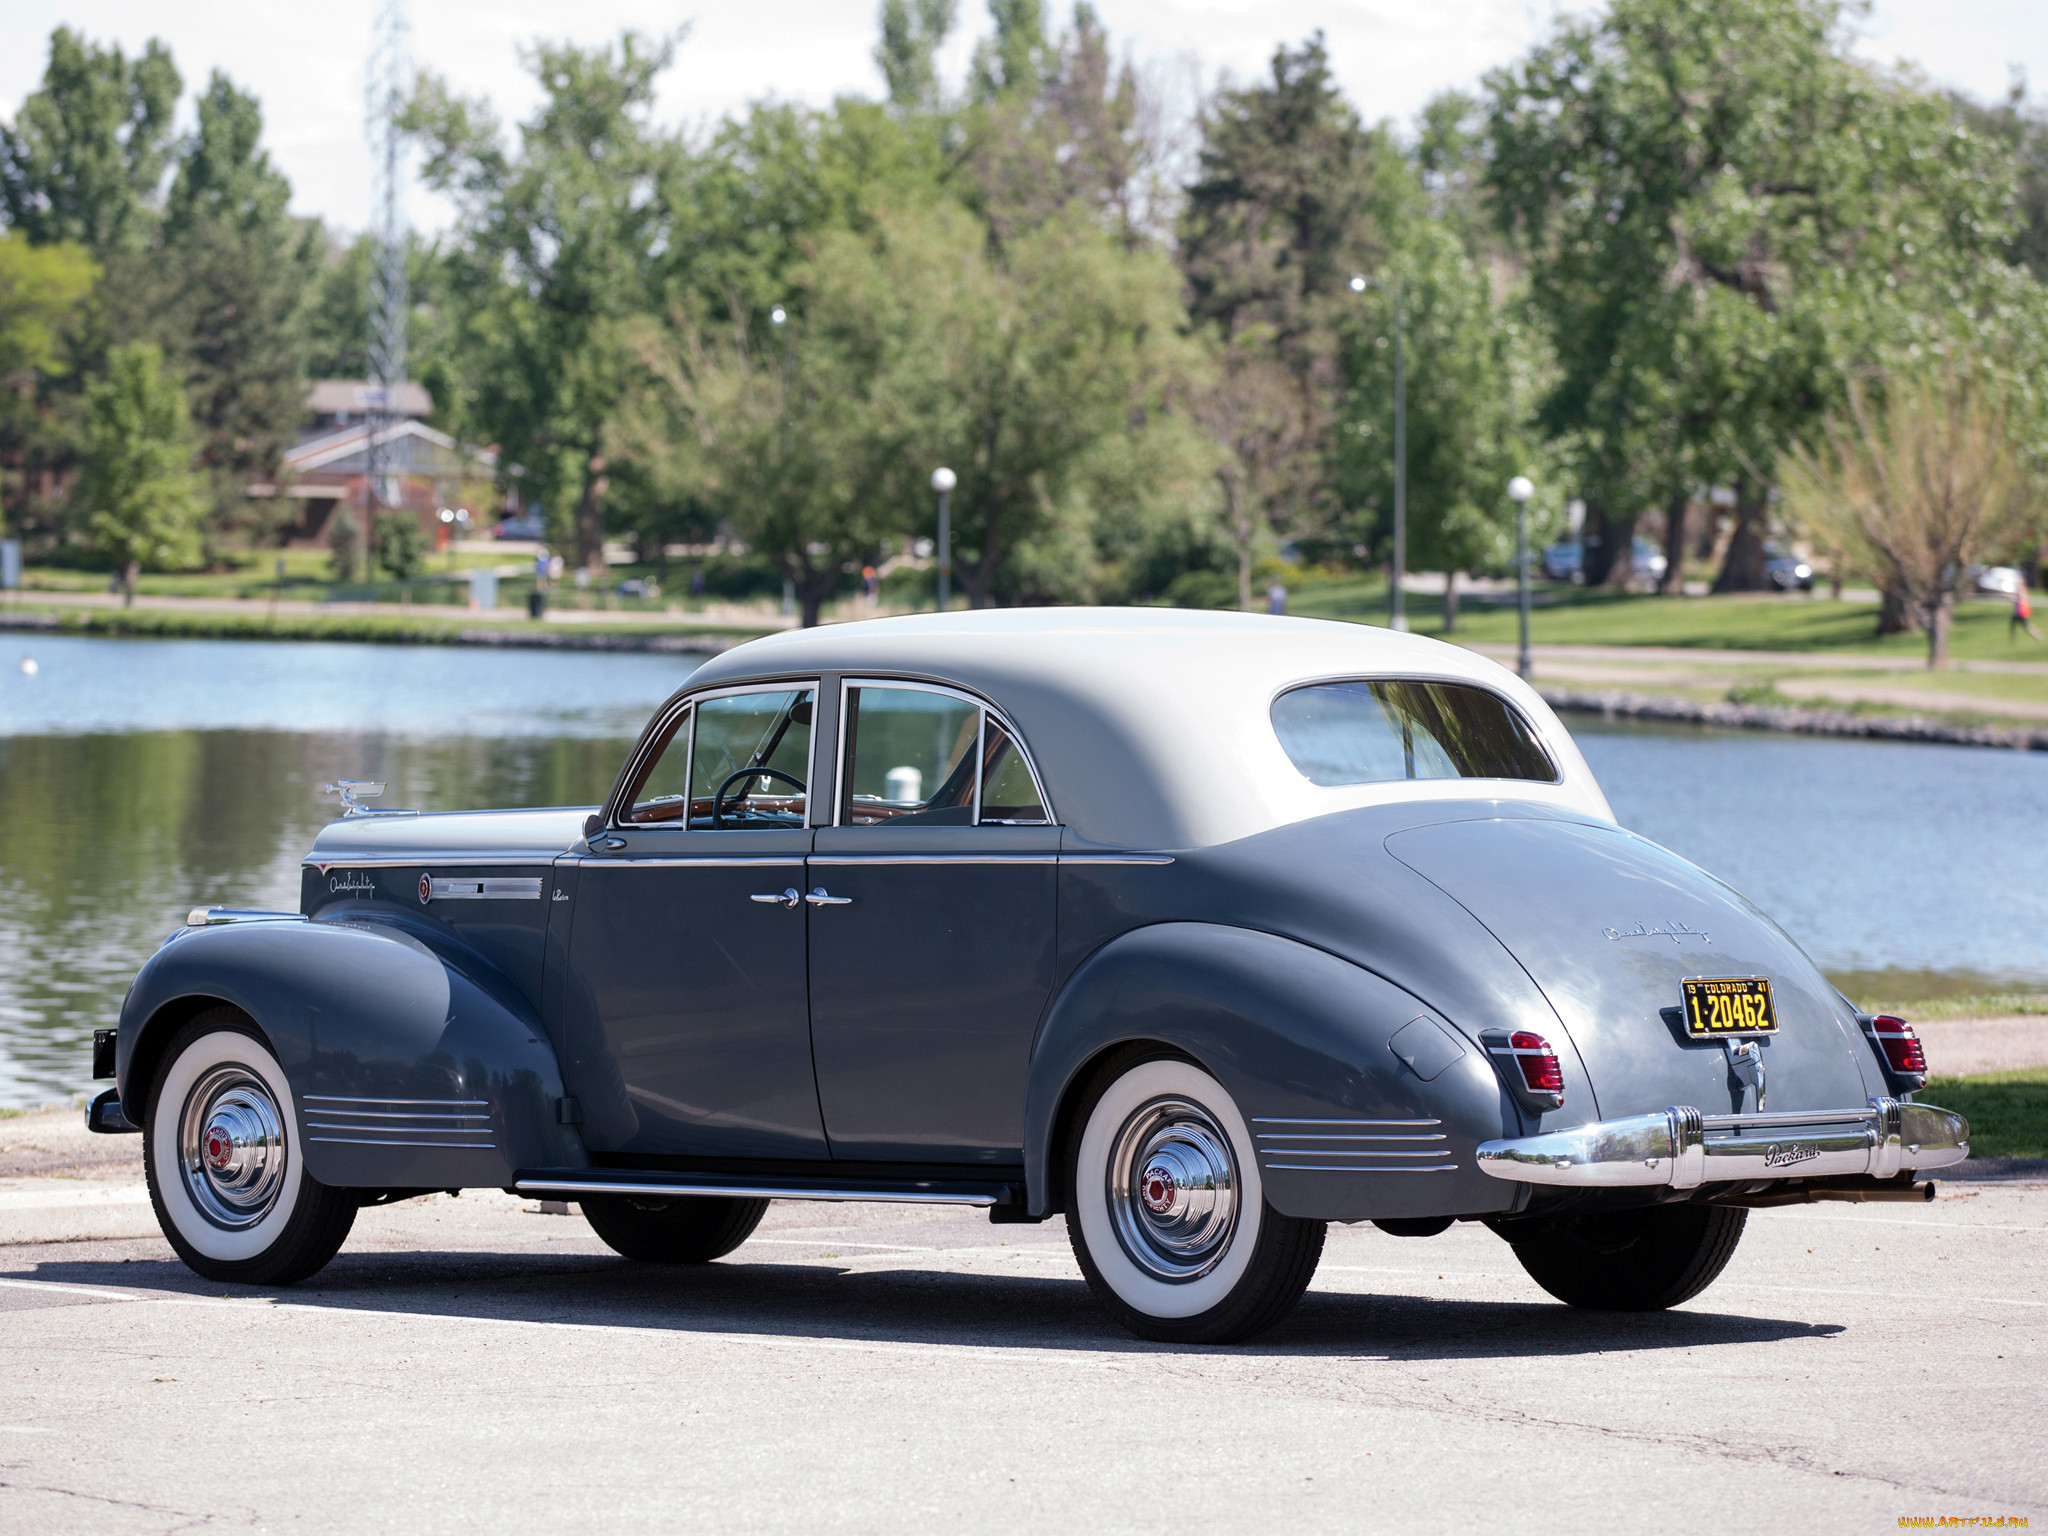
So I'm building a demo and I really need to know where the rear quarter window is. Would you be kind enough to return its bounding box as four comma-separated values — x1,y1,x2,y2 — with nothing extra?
1272,680,1558,786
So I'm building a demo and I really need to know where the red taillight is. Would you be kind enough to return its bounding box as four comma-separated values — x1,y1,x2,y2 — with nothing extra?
1509,1031,1564,1095
1870,1015,1927,1076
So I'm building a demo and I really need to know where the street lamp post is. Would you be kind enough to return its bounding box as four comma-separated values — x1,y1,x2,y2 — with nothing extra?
931,466,956,612
1509,475,1535,680
1350,272,1406,632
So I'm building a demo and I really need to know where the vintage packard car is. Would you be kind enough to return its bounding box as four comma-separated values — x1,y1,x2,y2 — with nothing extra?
92,609,1969,1343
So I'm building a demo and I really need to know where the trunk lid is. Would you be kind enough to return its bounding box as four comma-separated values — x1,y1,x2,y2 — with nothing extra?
1386,815,1880,1120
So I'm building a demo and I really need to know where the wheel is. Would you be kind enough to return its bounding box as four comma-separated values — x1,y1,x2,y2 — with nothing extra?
1506,1204,1748,1310
142,1010,357,1286
1064,1052,1326,1345
580,1193,769,1263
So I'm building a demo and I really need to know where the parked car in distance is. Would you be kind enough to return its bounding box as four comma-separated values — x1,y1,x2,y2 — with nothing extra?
91,610,1969,1344
1542,542,1583,582
494,515,545,541
1766,553,1815,591
1631,536,1669,585
1972,565,2025,597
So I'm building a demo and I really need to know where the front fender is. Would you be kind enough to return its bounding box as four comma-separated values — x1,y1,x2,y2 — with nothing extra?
118,911,587,1189
1021,922,1521,1222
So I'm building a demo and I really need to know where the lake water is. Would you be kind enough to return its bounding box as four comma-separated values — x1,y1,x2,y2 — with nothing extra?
3,634,2042,1107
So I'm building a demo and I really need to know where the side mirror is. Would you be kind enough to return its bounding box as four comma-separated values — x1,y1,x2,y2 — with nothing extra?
583,813,601,838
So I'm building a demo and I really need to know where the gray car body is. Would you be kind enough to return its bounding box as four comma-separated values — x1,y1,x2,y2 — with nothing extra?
113,609,1918,1221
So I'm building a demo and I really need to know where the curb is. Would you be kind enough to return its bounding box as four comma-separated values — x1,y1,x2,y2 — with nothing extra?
1541,687,2048,753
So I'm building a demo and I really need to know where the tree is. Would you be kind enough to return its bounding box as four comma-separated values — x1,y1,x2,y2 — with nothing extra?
1486,0,2022,592
1781,363,2041,667
1333,217,1533,627
876,0,957,114
122,72,312,548
376,511,426,580
407,32,680,572
76,342,200,601
0,29,180,256
0,232,96,537
1189,332,1310,611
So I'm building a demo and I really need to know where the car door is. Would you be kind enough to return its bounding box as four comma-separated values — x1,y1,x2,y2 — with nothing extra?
562,682,827,1160
805,680,1059,1164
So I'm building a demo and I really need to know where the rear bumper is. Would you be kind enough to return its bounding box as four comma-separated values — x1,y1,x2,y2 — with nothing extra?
1475,1097,1968,1189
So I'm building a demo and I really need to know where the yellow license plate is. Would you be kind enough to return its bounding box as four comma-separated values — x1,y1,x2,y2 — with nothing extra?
1680,977,1778,1037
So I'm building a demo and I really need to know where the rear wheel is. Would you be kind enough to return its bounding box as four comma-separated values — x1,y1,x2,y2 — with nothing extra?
142,1010,357,1286
1064,1052,1325,1345
1506,1204,1748,1310
580,1194,769,1263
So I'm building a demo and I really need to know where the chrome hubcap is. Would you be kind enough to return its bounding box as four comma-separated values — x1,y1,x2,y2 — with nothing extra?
179,1066,287,1230
1107,1096,1239,1283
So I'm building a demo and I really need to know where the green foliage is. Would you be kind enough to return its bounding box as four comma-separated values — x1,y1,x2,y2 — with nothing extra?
877,0,957,113
0,28,180,255
1920,1069,2048,1160
375,512,427,580
326,506,363,582
76,342,201,596
0,232,95,375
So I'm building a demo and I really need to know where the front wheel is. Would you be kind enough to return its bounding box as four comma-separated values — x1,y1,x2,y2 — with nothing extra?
580,1193,769,1263
1505,1203,1748,1310
1065,1052,1325,1345
143,1011,357,1285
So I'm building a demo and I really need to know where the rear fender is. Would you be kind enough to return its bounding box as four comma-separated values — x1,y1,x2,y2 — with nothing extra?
117,910,587,1189
1021,923,1521,1222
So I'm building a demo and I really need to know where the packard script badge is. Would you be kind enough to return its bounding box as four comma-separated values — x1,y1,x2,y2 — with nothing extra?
419,873,433,904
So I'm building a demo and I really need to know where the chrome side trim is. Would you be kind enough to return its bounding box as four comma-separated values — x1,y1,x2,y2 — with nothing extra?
808,855,1058,866
307,856,562,871
1059,854,1176,866
580,857,807,869
515,1178,1001,1207
1266,1163,1458,1173
1476,1098,1970,1188
186,907,308,928
301,1096,488,1107
1254,1117,1443,1127
302,1095,495,1149
308,1136,498,1150
427,876,544,901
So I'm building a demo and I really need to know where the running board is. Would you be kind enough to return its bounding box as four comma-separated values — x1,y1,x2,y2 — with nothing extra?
514,1172,1019,1207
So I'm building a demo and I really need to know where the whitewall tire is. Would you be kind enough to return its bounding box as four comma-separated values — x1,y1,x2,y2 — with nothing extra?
1065,1052,1326,1344
143,1010,357,1285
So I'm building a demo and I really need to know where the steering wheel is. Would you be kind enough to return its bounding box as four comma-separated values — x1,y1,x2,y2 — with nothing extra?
711,767,806,828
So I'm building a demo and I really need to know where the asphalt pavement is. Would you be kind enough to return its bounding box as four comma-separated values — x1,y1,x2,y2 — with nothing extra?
1,1150,2041,1534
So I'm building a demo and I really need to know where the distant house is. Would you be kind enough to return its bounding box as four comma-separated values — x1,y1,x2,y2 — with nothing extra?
254,381,508,547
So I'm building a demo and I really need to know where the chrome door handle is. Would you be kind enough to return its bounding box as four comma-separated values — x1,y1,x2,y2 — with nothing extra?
804,887,852,907
751,888,800,910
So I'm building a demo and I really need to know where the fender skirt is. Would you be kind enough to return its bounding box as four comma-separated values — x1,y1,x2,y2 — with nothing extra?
117,913,587,1190
1021,923,1523,1223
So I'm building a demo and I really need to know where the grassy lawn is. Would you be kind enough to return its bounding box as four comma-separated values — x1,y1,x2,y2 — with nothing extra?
1921,1068,2048,1160
0,601,770,647
1285,575,2046,664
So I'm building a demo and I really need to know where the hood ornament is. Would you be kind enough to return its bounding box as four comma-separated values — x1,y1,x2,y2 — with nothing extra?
1604,920,1711,945
320,779,387,816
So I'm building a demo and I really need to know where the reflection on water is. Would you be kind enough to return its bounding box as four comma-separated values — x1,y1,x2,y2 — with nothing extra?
0,636,698,1106
1573,719,2048,998
3,637,2041,1106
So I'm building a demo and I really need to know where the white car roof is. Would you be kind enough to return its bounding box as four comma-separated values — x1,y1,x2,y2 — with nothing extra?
691,607,1615,850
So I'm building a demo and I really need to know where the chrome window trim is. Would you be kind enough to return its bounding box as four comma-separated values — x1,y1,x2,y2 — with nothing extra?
1268,673,1564,789
612,679,821,833
833,676,1055,829
306,856,561,871
809,855,1058,866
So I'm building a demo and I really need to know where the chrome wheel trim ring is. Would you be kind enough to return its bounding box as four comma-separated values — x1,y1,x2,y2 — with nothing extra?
178,1064,289,1231
1106,1095,1240,1283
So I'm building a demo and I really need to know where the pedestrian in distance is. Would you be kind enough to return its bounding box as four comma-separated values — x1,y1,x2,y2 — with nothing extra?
2012,581,2040,642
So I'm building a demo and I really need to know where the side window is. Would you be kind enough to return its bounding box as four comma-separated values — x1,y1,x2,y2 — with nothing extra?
979,717,1047,823
623,706,692,823
685,688,814,828
839,686,1048,827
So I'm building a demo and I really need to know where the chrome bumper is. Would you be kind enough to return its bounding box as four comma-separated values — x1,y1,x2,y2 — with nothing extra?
1475,1098,1969,1189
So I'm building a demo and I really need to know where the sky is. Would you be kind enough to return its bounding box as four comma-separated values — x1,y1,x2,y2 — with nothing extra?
3,0,2046,238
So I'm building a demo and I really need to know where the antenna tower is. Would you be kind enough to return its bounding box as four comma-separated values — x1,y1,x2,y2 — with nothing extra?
363,0,412,560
